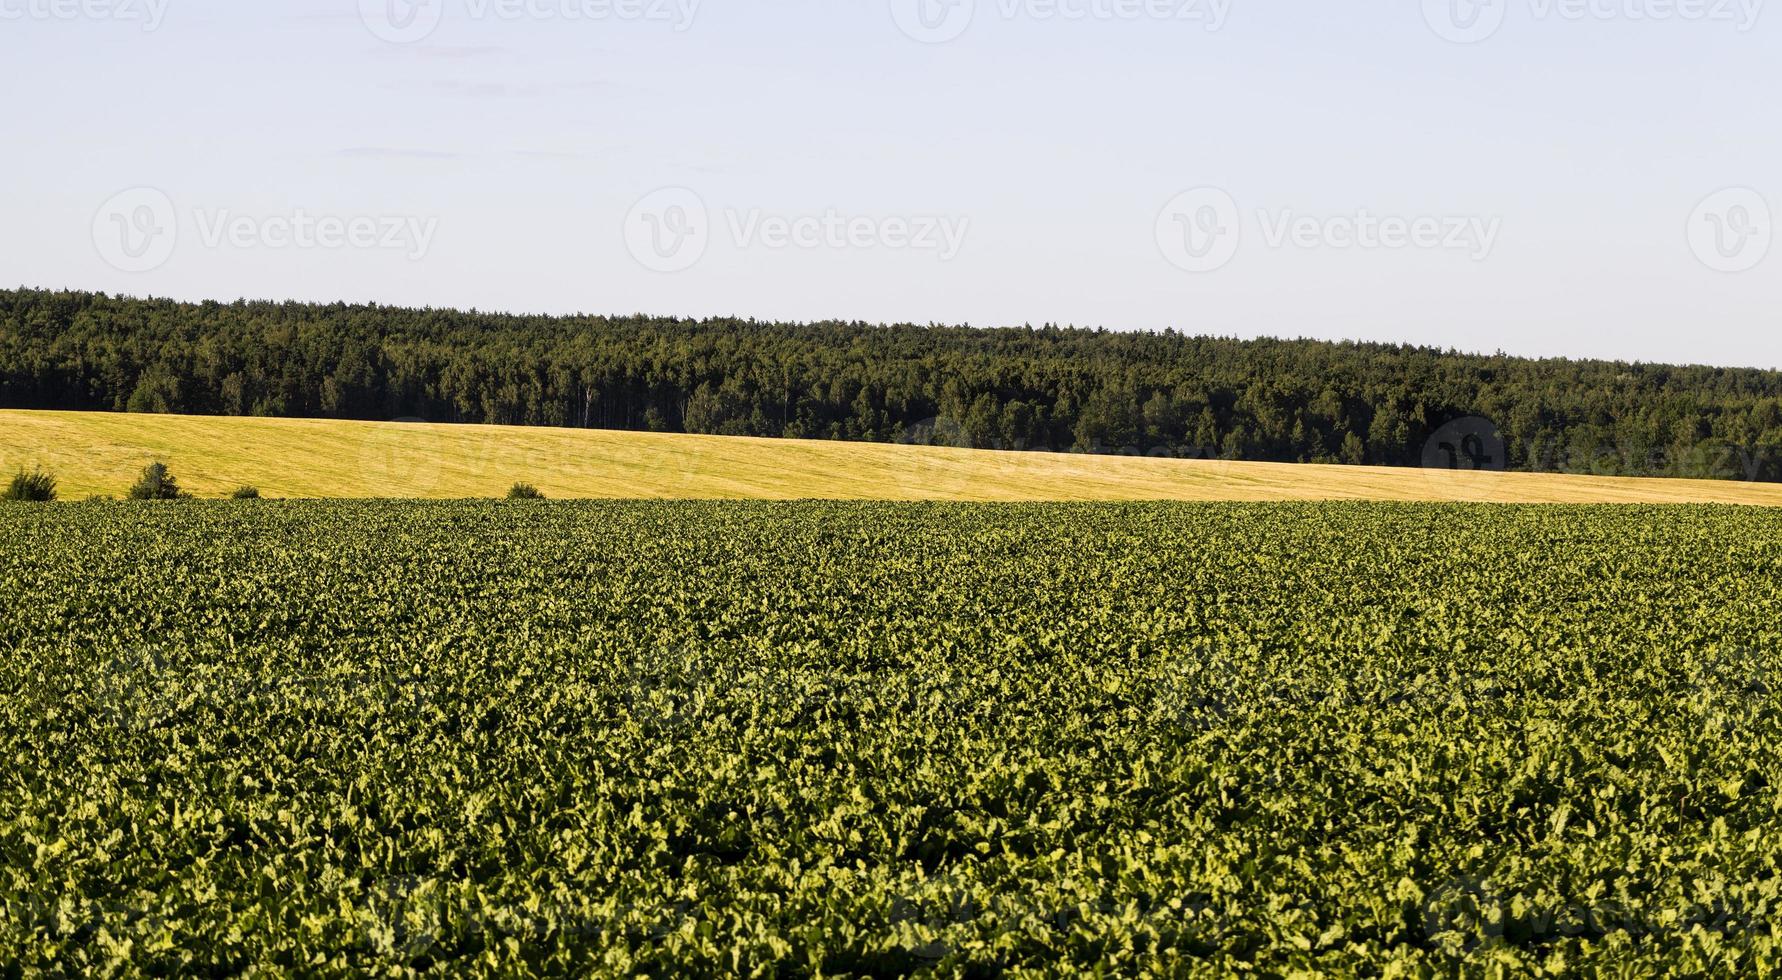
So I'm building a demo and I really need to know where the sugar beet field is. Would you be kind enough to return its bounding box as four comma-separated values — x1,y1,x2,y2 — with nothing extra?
3,501,1781,976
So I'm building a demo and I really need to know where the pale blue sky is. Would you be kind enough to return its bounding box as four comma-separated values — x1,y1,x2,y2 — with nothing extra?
2,0,1777,368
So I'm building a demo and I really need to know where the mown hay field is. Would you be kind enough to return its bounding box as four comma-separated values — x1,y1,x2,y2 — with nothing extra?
5,409,1782,504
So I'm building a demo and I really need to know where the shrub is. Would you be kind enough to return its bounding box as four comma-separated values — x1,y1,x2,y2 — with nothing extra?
231,486,262,500
507,483,545,500
2,468,57,502
127,462,191,501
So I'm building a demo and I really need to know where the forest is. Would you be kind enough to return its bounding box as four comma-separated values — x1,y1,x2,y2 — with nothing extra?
3,287,1779,481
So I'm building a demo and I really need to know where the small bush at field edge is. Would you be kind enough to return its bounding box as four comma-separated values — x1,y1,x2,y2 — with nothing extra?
507,483,545,500
2,468,57,502
127,462,192,501
231,486,262,500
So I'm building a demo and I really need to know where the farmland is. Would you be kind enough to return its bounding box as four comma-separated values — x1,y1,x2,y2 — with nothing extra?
6,409,1782,505
3,500,1781,975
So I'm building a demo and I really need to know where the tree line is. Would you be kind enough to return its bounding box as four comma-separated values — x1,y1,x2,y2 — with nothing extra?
3,287,1779,481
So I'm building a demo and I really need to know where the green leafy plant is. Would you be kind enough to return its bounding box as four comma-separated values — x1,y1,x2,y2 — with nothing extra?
126,462,190,500
0,501,1778,975
2,468,56,502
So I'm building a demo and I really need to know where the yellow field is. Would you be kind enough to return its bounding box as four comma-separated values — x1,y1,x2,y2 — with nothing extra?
2,409,1780,505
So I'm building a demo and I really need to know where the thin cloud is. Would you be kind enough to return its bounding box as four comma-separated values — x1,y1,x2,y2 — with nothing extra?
411,45,509,59
510,150,594,160
338,147,468,161
388,79,609,100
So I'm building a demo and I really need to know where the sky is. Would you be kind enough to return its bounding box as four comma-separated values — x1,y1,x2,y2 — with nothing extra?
1,0,1777,369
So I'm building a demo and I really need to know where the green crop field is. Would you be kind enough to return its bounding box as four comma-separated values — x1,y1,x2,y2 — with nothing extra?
3,500,1780,976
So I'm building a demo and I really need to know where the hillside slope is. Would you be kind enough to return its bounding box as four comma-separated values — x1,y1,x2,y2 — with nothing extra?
5,288,1779,483
4,410,1781,505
